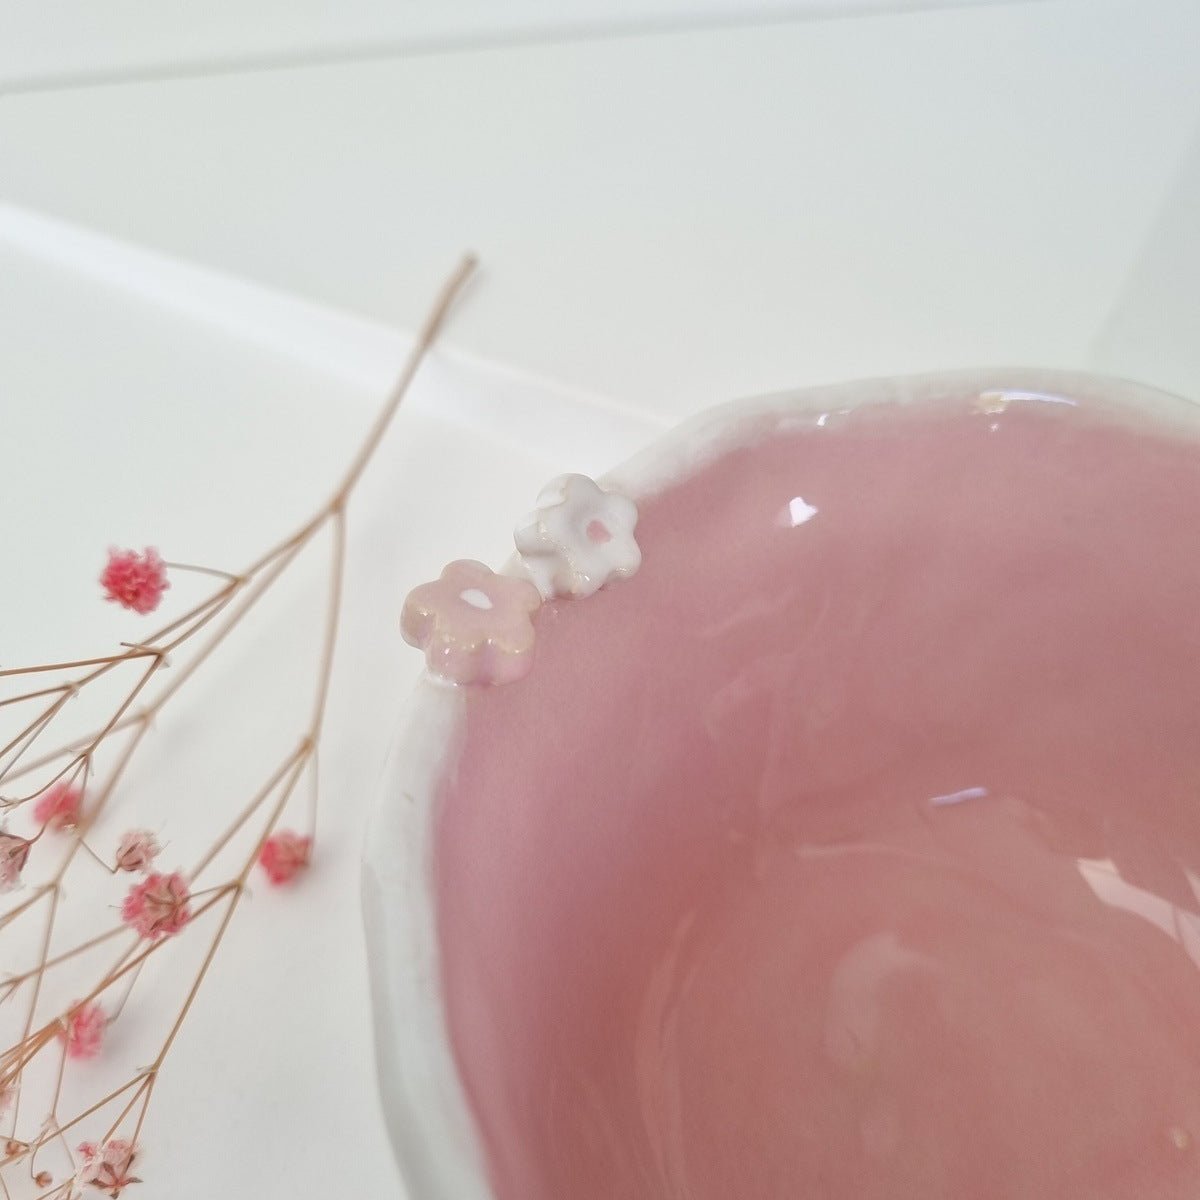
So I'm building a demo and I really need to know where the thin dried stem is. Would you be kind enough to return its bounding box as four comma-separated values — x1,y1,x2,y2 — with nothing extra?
0,887,53,933
0,716,143,786
0,652,158,680
105,959,144,1024
310,509,347,738
35,1075,144,1145
103,1075,152,1145
304,745,320,840
160,561,241,584
76,837,116,875
30,1042,69,1176
3,925,128,995
0,699,70,786
10,887,60,1128
0,686,71,712
331,253,478,506
0,253,477,1186
188,743,308,882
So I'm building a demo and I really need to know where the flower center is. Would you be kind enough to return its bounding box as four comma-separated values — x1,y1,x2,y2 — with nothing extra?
586,519,613,545
459,588,494,611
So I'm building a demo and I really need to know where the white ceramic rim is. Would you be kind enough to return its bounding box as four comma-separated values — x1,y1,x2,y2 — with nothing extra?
362,367,1199,1200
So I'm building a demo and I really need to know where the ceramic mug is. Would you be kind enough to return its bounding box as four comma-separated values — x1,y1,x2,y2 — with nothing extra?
365,368,1200,1200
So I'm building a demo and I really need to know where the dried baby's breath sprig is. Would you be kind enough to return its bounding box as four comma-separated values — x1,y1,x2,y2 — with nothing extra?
0,255,477,1194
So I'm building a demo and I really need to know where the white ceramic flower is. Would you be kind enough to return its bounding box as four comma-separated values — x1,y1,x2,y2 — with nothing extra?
514,474,641,599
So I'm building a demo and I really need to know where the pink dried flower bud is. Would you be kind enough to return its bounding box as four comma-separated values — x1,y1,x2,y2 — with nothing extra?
100,547,169,615
258,830,312,886
0,827,32,893
120,872,191,940
78,1138,141,1195
33,782,82,832
58,1000,106,1061
114,830,160,874
33,1169,51,1188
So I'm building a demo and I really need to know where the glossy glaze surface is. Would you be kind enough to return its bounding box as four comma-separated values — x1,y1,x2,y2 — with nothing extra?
435,393,1200,1199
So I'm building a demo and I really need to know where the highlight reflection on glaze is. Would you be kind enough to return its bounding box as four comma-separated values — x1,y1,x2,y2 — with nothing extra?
436,394,1200,1200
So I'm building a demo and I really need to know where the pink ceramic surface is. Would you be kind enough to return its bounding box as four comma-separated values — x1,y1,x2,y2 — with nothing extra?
401,560,543,686
365,370,1200,1200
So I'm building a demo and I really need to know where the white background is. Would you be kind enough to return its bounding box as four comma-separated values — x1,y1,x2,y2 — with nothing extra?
3,0,1200,415
1,1,1198,1196
0,0,1027,90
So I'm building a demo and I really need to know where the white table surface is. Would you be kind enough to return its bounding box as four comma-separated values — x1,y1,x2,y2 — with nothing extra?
1,2,1198,1195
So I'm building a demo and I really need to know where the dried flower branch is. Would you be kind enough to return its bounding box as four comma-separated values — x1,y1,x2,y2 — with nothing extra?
0,255,477,1194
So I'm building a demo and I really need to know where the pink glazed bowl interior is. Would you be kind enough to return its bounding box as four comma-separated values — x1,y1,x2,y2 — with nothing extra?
370,371,1200,1200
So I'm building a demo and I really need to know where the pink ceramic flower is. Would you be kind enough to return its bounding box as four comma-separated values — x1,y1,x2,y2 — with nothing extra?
114,829,160,874
78,1139,140,1195
33,782,82,831
100,548,169,615
0,828,31,893
120,872,191,940
59,1000,106,1061
258,830,312,886
401,560,542,685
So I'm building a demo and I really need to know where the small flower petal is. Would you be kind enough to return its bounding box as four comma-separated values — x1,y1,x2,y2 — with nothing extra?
121,872,191,940
0,828,31,893
78,1138,140,1195
58,1000,106,1061
100,548,170,615
114,830,160,874
258,831,312,886
33,782,82,831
